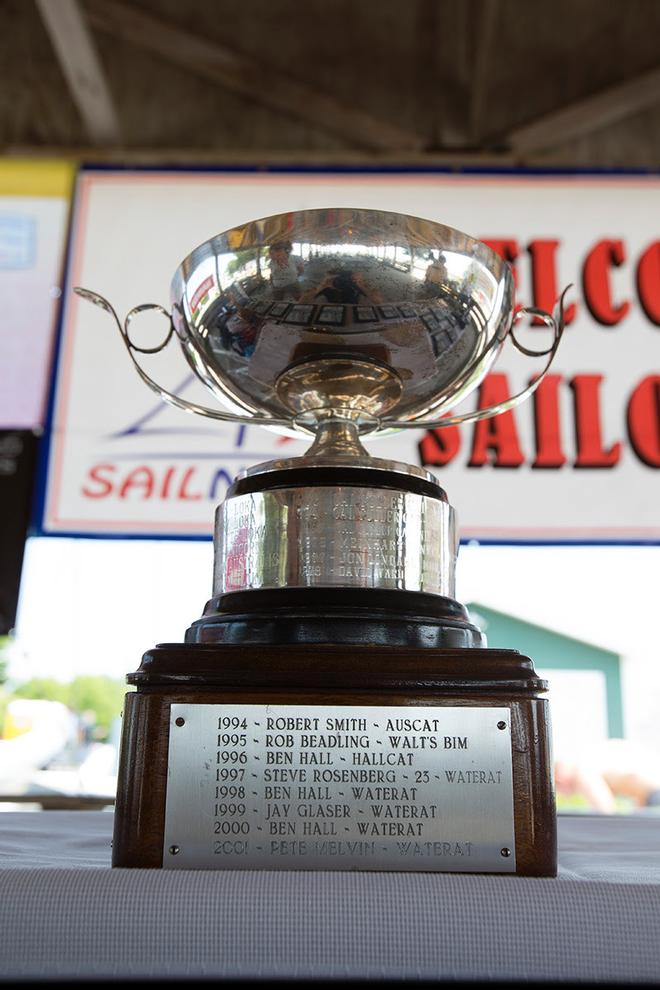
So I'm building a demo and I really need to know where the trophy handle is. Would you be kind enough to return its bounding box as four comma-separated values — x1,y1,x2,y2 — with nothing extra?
74,285,570,436
73,289,291,428
382,287,571,431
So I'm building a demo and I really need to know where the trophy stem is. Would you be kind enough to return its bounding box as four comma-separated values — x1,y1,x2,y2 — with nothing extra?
304,419,371,459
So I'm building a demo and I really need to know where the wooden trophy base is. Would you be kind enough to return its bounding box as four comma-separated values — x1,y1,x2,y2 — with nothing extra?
113,636,556,875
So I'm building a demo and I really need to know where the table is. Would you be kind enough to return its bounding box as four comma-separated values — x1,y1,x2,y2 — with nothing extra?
1,811,659,982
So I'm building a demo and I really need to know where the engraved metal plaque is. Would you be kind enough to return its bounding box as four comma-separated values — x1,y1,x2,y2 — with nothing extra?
163,705,516,872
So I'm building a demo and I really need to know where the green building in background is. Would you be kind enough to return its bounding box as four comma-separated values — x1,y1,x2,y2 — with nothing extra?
467,603,624,740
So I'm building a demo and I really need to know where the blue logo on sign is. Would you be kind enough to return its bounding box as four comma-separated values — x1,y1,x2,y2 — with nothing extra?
0,214,36,270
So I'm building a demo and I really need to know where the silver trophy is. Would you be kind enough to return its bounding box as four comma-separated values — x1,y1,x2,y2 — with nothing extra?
78,208,566,874
76,207,566,620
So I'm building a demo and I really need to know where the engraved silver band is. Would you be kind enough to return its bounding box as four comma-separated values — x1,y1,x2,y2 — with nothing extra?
213,486,457,597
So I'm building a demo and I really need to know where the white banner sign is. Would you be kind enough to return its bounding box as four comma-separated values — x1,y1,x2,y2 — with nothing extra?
39,168,660,542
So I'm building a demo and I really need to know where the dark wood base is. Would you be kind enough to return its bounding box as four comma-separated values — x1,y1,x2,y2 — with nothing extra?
113,644,556,875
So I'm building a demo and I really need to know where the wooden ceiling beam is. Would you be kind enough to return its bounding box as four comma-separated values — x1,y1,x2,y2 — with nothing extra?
35,0,120,145
469,0,499,145
506,64,660,154
82,0,423,153
0,145,516,166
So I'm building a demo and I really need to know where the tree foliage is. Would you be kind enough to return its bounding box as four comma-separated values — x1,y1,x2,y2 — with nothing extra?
14,678,69,705
12,676,127,739
67,677,126,736
0,637,11,686
226,247,261,277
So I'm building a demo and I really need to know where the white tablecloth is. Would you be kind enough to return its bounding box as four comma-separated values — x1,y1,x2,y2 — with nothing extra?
1,811,659,982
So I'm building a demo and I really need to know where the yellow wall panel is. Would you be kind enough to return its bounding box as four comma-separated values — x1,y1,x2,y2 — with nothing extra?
0,159,75,198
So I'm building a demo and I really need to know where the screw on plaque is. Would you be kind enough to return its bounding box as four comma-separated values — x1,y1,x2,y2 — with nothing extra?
500,847,511,858
497,720,507,730
175,717,185,727
169,845,180,855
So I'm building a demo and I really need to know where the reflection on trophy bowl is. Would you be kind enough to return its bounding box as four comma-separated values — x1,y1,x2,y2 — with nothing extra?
276,357,404,427
169,208,515,433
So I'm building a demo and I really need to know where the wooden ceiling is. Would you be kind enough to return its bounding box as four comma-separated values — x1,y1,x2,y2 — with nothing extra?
1,0,659,166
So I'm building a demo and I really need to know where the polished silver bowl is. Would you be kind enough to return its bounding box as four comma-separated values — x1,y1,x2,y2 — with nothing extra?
75,208,566,437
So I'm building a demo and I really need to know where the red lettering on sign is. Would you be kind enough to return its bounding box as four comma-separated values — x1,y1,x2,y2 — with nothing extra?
627,375,660,467
80,463,220,501
528,240,576,325
570,374,622,467
417,418,460,466
468,374,525,468
481,239,519,270
160,466,176,499
532,374,566,468
582,240,630,326
416,372,659,473
119,466,154,499
177,466,203,500
636,241,660,326
481,240,520,309
81,463,115,498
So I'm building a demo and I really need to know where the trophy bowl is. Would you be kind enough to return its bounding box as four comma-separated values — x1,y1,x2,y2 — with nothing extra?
169,207,515,431
76,207,564,440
